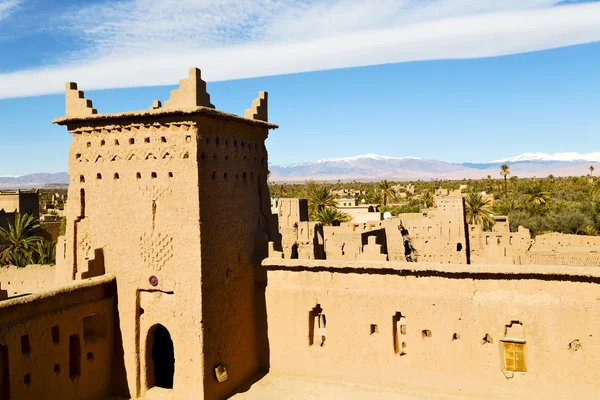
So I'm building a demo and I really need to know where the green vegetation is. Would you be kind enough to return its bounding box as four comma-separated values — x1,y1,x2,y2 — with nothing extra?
305,182,337,215
313,207,351,226
0,213,56,267
465,192,495,231
39,189,67,212
377,180,396,206
500,164,510,197
270,174,600,237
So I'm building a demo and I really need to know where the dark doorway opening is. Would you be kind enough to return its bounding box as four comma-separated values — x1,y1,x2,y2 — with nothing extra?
149,325,174,389
0,345,10,399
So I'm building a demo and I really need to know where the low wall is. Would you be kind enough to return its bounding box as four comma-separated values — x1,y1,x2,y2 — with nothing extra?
40,221,62,243
261,259,600,399
526,251,600,267
0,276,116,400
0,264,56,297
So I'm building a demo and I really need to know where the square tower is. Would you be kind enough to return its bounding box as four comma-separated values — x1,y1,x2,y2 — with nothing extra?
53,68,277,399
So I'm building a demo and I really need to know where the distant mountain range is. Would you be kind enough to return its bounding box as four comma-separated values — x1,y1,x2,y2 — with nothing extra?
0,173,69,189
2,152,599,187
270,152,600,181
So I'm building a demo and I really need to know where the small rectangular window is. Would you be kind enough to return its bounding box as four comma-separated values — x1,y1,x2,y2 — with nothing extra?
69,334,81,379
21,335,31,356
503,341,526,372
51,326,60,344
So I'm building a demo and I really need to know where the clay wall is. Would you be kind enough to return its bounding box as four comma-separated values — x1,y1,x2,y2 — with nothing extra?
388,198,469,264
324,223,386,261
533,232,600,249
40,221,62,243
56,114,206,399
469,225,531,265
0,276,115,400
523,233,600,266
0,191,39,218
261,259,600,399
196,116,273,399
526,252,600,266
0,265,56,297
274,199,324,259
53,72,277,399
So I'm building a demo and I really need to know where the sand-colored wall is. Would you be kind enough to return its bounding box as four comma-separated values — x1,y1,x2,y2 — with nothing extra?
57,114,206,399
196,116,273,399
0,276,115,400
55,106,275,399
0,192,39,220
0,264,56,297
323,224,386,261
275,199,324,259
533,232,600,249
469,225,531,265
386,197,469,264
526,252,600,267
40,221,62,243
262,258,600,399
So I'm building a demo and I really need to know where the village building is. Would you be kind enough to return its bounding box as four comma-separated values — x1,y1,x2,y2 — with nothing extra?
0,190,40,232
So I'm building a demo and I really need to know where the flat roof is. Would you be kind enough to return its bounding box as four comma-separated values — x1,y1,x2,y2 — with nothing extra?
53,106,279,129
262,258,600,281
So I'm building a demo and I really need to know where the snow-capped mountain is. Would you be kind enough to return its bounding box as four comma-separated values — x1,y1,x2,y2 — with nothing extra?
492,152,600,163
269,153,600,181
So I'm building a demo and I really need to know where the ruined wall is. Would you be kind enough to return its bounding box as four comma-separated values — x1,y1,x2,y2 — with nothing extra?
323,223,386,261
387,198,469,264
469,225,531,265
0,265,56,297
261,259,600,399
0,276,115,400
275,199,323,259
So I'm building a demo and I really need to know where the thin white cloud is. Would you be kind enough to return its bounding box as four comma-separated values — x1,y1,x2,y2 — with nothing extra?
1,1,600,99
0,0,21,22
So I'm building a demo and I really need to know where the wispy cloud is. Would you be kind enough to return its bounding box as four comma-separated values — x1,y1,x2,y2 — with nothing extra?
1,0,600,99
0,0,22,22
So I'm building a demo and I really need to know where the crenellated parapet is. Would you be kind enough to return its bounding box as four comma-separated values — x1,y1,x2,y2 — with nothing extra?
65,82,97,117
163,67,214,109
244,91,268,122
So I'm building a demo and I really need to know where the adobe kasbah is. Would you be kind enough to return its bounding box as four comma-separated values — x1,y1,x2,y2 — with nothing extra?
1,68,600,400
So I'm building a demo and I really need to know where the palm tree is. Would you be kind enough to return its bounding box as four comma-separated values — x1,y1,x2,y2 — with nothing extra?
377,180,396,206
421,190,435,208
590,166,595,177
525,183,550,206
27,240,57,265
362,189,382,205
307,185,337,214
312,207,350,226
493,197,522,215
500,164,510,196
0,213,42,267
465,192,495,230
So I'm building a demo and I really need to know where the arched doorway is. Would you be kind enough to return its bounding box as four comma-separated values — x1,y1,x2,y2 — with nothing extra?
147,324,174,389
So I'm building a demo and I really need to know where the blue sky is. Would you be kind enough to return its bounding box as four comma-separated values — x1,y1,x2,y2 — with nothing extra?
1,0,600,175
